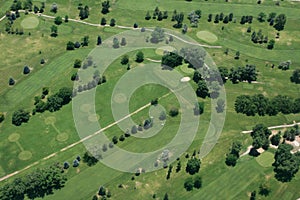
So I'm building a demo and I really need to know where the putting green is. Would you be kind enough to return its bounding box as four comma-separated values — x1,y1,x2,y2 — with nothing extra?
56,132,69,142
88,114,100,122
155,46,176,55
18,151,32,160
196,31,218,43
45,116,56,125
8,133,20,142
180,64,194,74
21,16,39,29
255,152,274,167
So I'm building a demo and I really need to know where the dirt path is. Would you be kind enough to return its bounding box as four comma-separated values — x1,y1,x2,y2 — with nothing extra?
241,122,300,134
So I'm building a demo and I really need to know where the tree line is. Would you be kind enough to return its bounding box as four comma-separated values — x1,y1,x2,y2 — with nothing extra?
235,94,300,116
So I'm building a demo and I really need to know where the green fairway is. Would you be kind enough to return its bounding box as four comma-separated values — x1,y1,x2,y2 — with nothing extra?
196,31,218,43
256,151,275,168
0,0,300,199
21,16,39,29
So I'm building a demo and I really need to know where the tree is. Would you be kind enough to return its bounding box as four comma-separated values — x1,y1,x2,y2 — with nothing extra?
110,18,116,26
290,69,300,84
163,193,169,200
251,124,271,149
112,136,118,144
98,186,106,196
173,12,184,28
259,183,271,196
95,36,102,46
82,36,89,47
267,39,275,49
120,37,127,46
12,109,30,126
23,66,30,74
145,11,151,20
278,60,291,70
193,176,202,189
216,98,225,113
121,55,129,65
274,14,286,31
225,153,238,166
194,102,204,115
184,177,194,191
182,24,188,34
235,51,240,59
0,112,4,123
135,51,144,63
83,152,98,166
214,14,219,23
186,157,201,175
63,162,69,169
169,107,179,117
113,37,120,49
54,16,62,25
250,191,256,200
176,161,181,172
196,80,209,98
79,6,89,20
100,17,107,25
64,15,69,22
46,94,63,112
66,41,75,50
50,25,58,37
50,3,58,13
161,52,183,68
257,12,266,22
150,27,165,43
101,1,110,14
57,87,72,105
74,41,81,48
74,59,82,68
208,13,212,22
193,70,202,83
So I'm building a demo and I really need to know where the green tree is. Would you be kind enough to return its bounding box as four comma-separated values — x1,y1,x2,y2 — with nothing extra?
120,37,127,46
50,25,58,37
54,16,62,25
145,11,151,20
100,17,107,25
0,112,4,123
186,157,201,175
163,193,169,200
121,55,129,65
110,18,116,26
259,183,271,196
225,153,238,166
184,177,194,191
274,14,286,31
101,1,110,14
46,94,63,112
66,41,75,50
216,98,225,113
251,124,271,149
193,176,202,189
161,52,183,68
267,39,275,49
173,12,184,28
12,109,30,126
150,27,165,43
98,186,106,196
97,35,102,45
257,12,266,22
135,51,144,63
290,69,300,84
74,59,82,68
64,15,68,22
113,37,120,49
196,80,209,98
169,107,179,117
194,102,204,115
82,36,89,46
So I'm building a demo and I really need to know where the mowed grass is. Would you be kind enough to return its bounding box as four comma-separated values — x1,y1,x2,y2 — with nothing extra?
20,16,40,29
196,31,218,43
256,151,275,168
0,1,300,200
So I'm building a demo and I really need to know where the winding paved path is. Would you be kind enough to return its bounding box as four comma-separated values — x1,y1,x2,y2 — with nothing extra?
242,121,300,134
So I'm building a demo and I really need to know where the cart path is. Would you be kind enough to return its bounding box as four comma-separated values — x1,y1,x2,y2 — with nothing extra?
241,121,300,134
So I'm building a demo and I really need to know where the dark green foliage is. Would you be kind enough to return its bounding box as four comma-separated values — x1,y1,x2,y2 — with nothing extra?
82,152,98,166
225,141,242,166
0,164,66,200
135,51,144,63
121,55,129,65
193,176,202,189
0,112,4,123
101,1,110,14
196,80,209,98
186,157,201,175
257,12,266,22
270,133,281,146
54,16,62,25
50,3,58,13
290,69,300,84
119,134,125,141
273,14,286,31
113,37,120,49
184,177,194,191
176,161,181,172
161,52,183,68
169,107,179,117
225,153,238,167
250,124,271,149
74,59,82,68
12,109,30,126
65,15,69,22
23,66,30,74
193,70,203,83
208,14,212,22
163,193,169,200
97,35,102,45
216,99,225,113
145,11,151,20
82,36,89,47
278,60,291,70
71,72,78,81
100,17,107,25
250,191,256,200
267,39,275,49
259,183,271,196
66,41,75,50
173,12,184,28
50,25,58,37
151,98,158,105
79,5,89,20
194,102,204,115
98,186,106,196
9,77,15,85
120,37,126,46
110,18,116,26
273,143,300,182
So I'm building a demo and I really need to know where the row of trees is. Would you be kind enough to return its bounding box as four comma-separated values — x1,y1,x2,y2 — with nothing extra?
66,36,89,50
235,94,300,116
0,163,67,200
100,17,116,26
228,64,258,83
145,7,168,21
208,12,234,24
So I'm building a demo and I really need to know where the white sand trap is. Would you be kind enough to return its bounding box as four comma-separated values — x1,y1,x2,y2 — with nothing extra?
293,141,299,147
180,77,191,82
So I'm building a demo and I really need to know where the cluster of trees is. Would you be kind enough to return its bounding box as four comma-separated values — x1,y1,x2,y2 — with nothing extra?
225,141,242,167
250,29,268,44
150,27,165,43
235,94,300,116
12,109,30,126
33,87,73,114
250,124,271,150
240,15,253,24
186,157,201,175
97,186,112,199
228,64,257,83
10,0,45,13
83,151,98,166
194,102,204,115
161,52,183,68
187,10,201,27
4,11,24,35
278,60,291,70
291,69,300,84
101,1,110,14
145,7,168,21
0,163,67,200
76,70,106,94
112,37,126,48
208,12,233,24
78,4,89,20
257,12,287,31
171,10,184,28
183,176,202,191
283,125,299,142
66,36,89,50
100,17,116,26
273,143,300,182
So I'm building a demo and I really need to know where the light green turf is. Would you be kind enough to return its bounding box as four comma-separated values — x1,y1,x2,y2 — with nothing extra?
196,31,218,43
255,151,275,168
21,16,39,29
